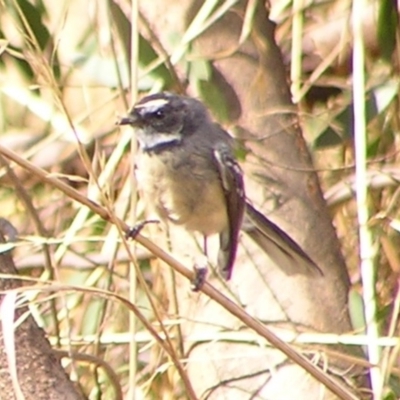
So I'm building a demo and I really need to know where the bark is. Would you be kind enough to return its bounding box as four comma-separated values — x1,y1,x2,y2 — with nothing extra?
139,1,367,398
0,229,85,400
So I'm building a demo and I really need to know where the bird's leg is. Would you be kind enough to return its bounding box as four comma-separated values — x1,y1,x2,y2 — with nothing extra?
125,219,159,239
190,236,209,291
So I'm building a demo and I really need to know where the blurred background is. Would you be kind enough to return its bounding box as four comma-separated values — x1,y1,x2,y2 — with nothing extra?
0,0,399,398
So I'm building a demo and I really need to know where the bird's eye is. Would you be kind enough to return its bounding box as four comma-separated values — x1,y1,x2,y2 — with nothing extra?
153,109,165,119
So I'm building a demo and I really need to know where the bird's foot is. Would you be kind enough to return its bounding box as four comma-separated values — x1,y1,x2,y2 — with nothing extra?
190,256,208,291
125,220,159,239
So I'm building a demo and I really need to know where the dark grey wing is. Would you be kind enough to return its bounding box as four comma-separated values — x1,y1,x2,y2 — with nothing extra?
213,143,246,280
244,203,323,276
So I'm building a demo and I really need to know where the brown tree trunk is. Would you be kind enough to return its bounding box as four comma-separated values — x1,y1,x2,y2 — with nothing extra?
139,1,366,398
0,229,85,400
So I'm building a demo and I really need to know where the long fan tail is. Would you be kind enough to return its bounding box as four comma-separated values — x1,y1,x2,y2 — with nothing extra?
243,203,323,276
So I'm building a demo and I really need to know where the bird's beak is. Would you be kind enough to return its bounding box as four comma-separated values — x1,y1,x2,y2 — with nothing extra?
116,111,140,126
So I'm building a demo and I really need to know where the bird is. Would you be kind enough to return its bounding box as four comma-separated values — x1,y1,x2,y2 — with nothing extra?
117,92,322,287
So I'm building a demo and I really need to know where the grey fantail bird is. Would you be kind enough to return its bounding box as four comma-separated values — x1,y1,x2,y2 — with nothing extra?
118,92,322,285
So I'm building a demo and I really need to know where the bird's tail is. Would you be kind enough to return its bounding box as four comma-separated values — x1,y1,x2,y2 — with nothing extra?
243,203,323,277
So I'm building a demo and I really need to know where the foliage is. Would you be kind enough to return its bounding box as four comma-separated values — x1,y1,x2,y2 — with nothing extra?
0,0,399,398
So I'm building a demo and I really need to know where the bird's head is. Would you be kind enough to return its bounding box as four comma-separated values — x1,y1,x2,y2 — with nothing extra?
118,92,210,151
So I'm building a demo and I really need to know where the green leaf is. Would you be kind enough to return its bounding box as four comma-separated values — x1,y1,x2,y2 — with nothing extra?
15,0,50,51
197,79,230,123
314,93,380,150
377,0,398,62
385,375,400,398
382,390,397,400
189,58,212,82
365,94,379,124
234,144,249,162
348,289,366,335
314,127,343,148
190,60,233,122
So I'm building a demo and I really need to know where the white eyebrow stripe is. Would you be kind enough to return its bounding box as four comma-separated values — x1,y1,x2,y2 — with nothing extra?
134,98,169,111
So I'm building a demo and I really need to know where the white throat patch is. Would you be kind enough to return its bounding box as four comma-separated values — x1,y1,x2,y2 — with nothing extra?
137,131,182,151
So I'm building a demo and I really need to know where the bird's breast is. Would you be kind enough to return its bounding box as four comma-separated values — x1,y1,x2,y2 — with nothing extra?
136,150,228,236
